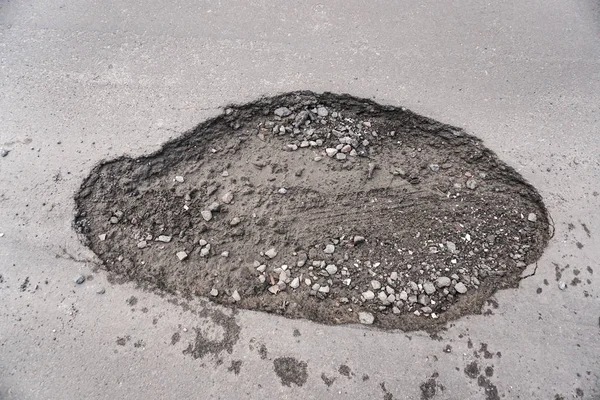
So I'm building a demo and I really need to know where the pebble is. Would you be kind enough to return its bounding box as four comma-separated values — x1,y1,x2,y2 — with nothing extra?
176,251,188,261
201,210,213,221
436,277,451,288
157,235,172,243
268,285,279,294
210,288,219,297
358,312,375,325
466,178,477,190
137,241,147,249
335,153,347,160
362,290,375,300
371,280,381,290
429,164,440,172
230,217,241,226
200,247,210,257
0,149,9,157
208,202,220,211
325,148,338,157
232,290,241,302
265,248,278,259
353,236,365,245
423,282,436,295
325,264,338,275
318,286,330,294
558,281,567,290
324,244,335,254
278,188,288,194
446,241,457,253
74,275,85,285
175,176,184,183
199,239,208,246
528,213,537,222
222,192,234,204
290,277,300,288
378,291,388,302
317,106,329,117
389,271,398,280
418,294,430,306
398,291,408,301
221,251,229,257
96,287,106,294
98,234,107,241
274,107,291,117
110,217,119,224
455,282,468,294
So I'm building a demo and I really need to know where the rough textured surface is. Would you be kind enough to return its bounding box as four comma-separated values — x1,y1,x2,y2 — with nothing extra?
74,92,549,330
1,0,599,399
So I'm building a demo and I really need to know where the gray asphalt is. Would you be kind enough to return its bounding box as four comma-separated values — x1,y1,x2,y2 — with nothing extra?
1,0,599,399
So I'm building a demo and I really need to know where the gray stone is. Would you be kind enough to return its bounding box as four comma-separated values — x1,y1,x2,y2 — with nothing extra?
232,290,241,302
325,148,338,157
558,281,567,290
446,241,457,253
455,282,468,294
0,149,9,157
290,277,300,289
175,175,184,183
317,106,329,117
265,248,278,259
157,235,172,243
528,213,537,222
96,287,105,294
230,217,241,226
274,107,291,117
418,294,430,306
398,291,408,301
358,312,375,325
325,264,338,275
362,290,375,300
353,235,365,244
208,202,220,211
324,244,335,254
176,251,188,261
371,280,381,290
466,178,477,190
436,276,451,288
74,275,85,285
389,271,398,280
201,210,213,221
429,164,440,172
98,234,107,241
221,192,234,204
318,285,330,293
423,282,436,295
137,241,147,249
210,288,219,297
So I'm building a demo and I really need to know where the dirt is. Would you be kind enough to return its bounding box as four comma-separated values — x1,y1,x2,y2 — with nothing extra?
273,357,308,387
74,91,550,331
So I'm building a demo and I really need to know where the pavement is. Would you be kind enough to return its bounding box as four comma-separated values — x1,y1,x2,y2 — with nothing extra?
1,0,599,399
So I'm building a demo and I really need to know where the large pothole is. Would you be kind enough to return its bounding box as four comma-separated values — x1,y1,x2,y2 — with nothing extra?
74,91,550,331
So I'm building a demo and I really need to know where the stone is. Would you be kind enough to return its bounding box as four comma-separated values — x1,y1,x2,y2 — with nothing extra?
317,106,329,117
176,251,188,261
455,282,468,294
378,291,388,302
265,248,278,259
353,235,365,244
335,153,347,160
358,312,375,325
200,247,210,257
429,164,440,172
175,175,184,183
74,275,85,285
221,251,229,257
256,264,266,273
201,210,213,221
157,235,172,243
0,149,9,157
199,239,208,246
96,287,106,294
558,281,567,290
436,277,451,288
423,282,436,295
528,213,537,222
371,280,381,290
274,107,291,117
399,291,408,301
325,264,338,275
325,148,338,157
222,192,234,204
232,290,241,302
446,241,457,253
290,277,300,289
418,294,430,306
208,202,220,211
98,234,107,241
278,188,288,194
318,286,330,293
230,217,241,226
210,288,219,297
268,285,279,294
110,217,119,224
466,178,477,190
389,271,398,280
137,241,147,249
362,290,375,300
324,244,335,254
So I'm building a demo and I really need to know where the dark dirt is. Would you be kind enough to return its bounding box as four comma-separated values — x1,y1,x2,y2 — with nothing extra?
227,360,242,375
380,382,394,400
182,308,240,359
321,373,336,387
273,357,308,387
420,372,442,400
170,332,180,345
339,364,352,378
464,361,480,379
74,91,551,331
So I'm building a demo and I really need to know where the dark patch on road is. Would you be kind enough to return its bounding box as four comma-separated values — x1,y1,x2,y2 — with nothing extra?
171,332,180,345
20,277,30,292
477,375,500,400
485,366,494,377
228,360,242,375
182,309,241,359
571,277,581,286
116,335,131,346
464,361,480,379
536,287,542,294
362,374,370,381
587,266,593,274
321,373,336,387
479,343,493,359
575,388,584,398
133,339,145,348
576,242,584,249
293,328,301,337
126,296,138,306
273,357,308,387
420,372,443,400
258,343,268,360
339,364,352,378
380,382,394,400
581,222,591,237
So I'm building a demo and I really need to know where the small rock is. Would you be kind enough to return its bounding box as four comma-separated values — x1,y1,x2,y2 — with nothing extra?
466,178,477,190
446,241,457,253
137,241,147,249
436,277,451,288
265,248,278,259
0,149,9,157
232,290,241,302
222,192,234,204
528,213,537,222
317,106,329,117
325,148,338,157
455,282,468,294
318,286,330,294
208,202,220,211
176,251,188,261
157,235,172,243
98,234,107,241
230,217,241,226
325,264,338,275
324,244,335,254
423,282,436,295
175,176,184,183
353,235,365,245
558,281,567,290
199,239,208,246
362,290,375,300
74,275,85,285
96,287,105,294
418,294,430,306
371,280,381,290
200,247,210,257
390,271,398,280
201,210,212,221
110,217,119,224
399,291,408,301
358,312,375,325
290,277,300,289
429,164,440,172
256,264,266,273
221,251,229,257
274,107,291,117
210,288,219,297
268,285,279,294
278,188,288,194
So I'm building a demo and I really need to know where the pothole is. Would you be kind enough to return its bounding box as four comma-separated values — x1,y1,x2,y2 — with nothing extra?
74,91,550,331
